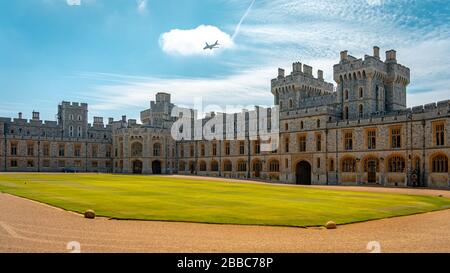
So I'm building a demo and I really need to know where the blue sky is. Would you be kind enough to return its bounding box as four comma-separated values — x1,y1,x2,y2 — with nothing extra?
1,0,449,122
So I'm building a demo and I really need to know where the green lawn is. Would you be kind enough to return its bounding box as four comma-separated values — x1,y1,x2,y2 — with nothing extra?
0,173,449,227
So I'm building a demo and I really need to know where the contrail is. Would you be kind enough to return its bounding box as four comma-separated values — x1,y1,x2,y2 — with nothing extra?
232,0,256,41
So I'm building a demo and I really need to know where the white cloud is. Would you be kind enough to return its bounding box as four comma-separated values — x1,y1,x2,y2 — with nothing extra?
159,25,234,56
66,0,81,6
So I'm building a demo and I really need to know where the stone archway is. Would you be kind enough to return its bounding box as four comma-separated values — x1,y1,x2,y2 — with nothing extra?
296,161,311,185
152,160,162,174
132,160,143,174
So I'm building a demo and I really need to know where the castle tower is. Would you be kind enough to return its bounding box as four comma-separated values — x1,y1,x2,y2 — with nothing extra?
333,46,410,120
58,102,88,138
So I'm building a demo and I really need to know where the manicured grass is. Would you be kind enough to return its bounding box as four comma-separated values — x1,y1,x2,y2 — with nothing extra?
0,173,449,227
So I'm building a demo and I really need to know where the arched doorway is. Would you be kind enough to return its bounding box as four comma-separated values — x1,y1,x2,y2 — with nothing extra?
132,160,143,174
367,160,377,184
296,161,311,185
152,160,162,174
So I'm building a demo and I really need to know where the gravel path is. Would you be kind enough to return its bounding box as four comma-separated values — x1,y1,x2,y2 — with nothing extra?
1,188,449,253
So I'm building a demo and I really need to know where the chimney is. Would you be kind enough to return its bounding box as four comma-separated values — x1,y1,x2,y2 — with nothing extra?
121,115,127,122
278,68,285,78
18,112,23,119
386,50,397,62
32,111,40,120
318,70,324,80
373,46,380,59
108,118,114,124
340,50,348,61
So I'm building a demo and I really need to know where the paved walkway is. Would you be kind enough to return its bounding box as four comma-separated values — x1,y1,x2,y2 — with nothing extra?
1,187,450,253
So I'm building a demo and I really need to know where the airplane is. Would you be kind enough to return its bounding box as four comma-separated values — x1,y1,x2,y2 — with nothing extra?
203,40,220,50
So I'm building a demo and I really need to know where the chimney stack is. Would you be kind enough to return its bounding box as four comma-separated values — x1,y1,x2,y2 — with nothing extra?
122,115,127,122
108,118,114,124
32,111,40,120
18,112,23,119
373,46,380,59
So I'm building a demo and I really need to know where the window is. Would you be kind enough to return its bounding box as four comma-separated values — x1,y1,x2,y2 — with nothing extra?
432,155,448,173
367,130,376,150
10,143,17,156
91,161,98,168
316,134,322,151
106,147,112,158
298,135,306,152
237,161,247,172
289,99,293,109
254,140,260,154
131,142,143,157
269,160,280,172
391,127,402,148
179,161,185,171
212,143,217,156
359,104,363,118
239,141,245,155
201,144,205,156
363,158,379,172
317,119,321,128
285,123,289,131
69,114,74,120
388,156,405,172
344,131,353,151
69,126,73,137
359,87,364,98
225,142,230,155
11,160,18,167
280,101,283,110
77,126,82,138
344,89,349,100
43,144,50,156
285,159,289,168
27,143,34,156
300,121,304,129
435,123,445,146
77,115,82,121
58,144,65,157
74,145,81,157
199,161,207,172
342,158,356,172
317,158,321,169
190,145,194,157
211,161,219,172
285,138,289,153
344,106,349,120
223,160,232,172
329,159,335,172
153,143,161,157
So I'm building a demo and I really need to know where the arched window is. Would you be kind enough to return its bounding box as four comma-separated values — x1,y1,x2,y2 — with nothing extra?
131,142,143,157
344,106,349,120
359,104,364,118
77,115,82,121
237,160,247,172
223,160,232,172
432,155,448,173
300,121,304,129
153,143,161,156
69,114,74,120
344,89,349,100
199,161,207,172
363,157,380,172
341,157,356,172
359,87,364,98
211,160,219,172
388,156,406,172
269,160,280,172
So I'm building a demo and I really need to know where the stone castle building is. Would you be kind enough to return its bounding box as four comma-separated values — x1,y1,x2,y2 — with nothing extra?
1,47,449,188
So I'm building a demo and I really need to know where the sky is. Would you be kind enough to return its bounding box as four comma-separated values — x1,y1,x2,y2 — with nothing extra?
0,0,449,123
